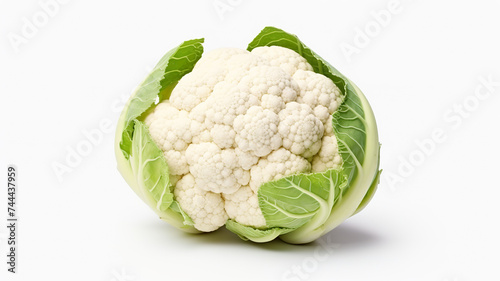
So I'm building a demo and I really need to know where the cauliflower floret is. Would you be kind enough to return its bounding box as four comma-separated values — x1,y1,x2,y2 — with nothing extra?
204,83,260,126
311,135,343,172
278,102,324,158
194,48,249,71
189,101,209,123
188,103,213,144
234,106,282,157
170,48,257,112
169,68,227,112
145,101,192,176
174,174,228,232
190,120,212,144
261,94,285,114
251,46,313,76
311,115,342,172
250,148,311,192
163,150,189,175
223,186,266,227
313,105,330,125
169,174,181,186
145,101,192,151
237,65,299,102
210,124,236,149
235,147,259,170
185,143,249,194
145,101,180,122
293,70,343,124
224,53,270,82
324,114,334,135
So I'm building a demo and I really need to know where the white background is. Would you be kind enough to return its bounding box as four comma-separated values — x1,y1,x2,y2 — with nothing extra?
1,0,499,280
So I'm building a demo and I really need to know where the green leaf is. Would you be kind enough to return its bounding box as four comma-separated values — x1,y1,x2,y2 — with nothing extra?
331,82,367,182
225,220,292,243
129,120,174,211
170,200,195,227
259,169,347,230
353,169,381,216
118,119,199,233
120,38,204,159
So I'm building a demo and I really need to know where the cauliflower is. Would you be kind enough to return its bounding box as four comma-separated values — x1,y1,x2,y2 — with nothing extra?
185,143,250,194
249,148,311,192
116,27,381,244
311,135,342,172
250,45,313,76
233,106,282,157
293,69,343,124
278,102,324,158
223,186,266,227
174,174,228,232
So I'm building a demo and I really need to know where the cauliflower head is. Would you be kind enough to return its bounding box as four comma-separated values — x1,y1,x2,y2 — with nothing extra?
116,27,381,244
